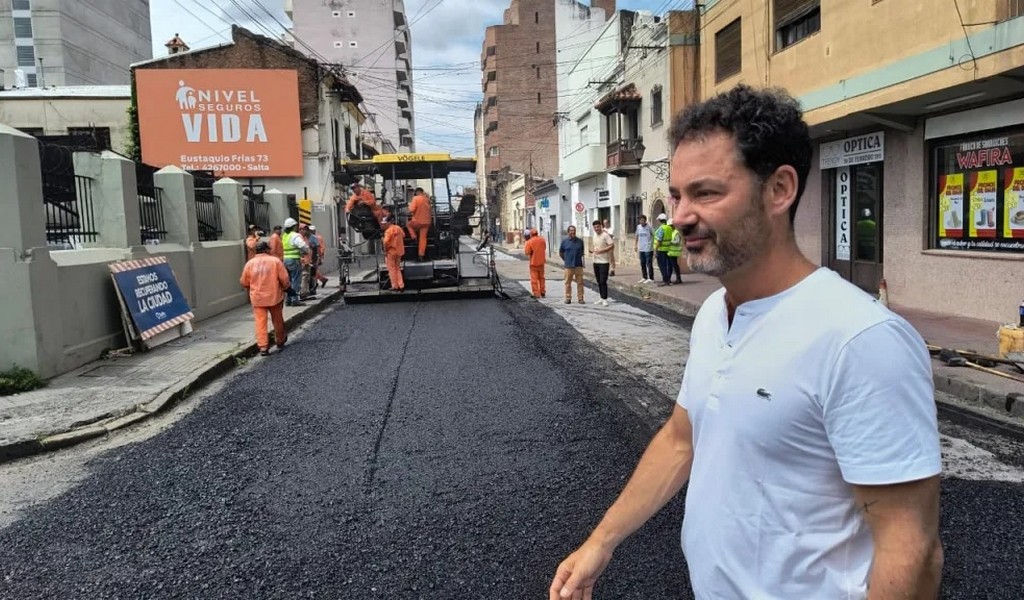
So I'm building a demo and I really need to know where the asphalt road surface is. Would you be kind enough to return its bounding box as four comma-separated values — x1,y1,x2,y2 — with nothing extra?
1,291,1022,599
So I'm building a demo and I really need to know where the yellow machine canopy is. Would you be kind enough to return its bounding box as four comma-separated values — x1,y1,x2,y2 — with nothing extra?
340,153,477,180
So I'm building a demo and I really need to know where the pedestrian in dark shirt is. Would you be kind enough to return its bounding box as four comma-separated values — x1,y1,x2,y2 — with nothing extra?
559,225,585,304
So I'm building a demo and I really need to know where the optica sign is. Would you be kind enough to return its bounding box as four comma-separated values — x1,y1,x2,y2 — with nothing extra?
135,68,304,177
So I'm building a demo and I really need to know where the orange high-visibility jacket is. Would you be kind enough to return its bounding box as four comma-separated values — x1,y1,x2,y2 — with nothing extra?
268,233,284,260
346,189,380,213
240,253,290,307
409,194,432,225
383,224,406,257
524,235,547,267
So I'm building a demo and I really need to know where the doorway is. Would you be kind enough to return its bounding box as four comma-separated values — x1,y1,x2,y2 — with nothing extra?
827,162,883,293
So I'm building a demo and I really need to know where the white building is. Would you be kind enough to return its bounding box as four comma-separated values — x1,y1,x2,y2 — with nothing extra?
286,0,414,153
0,85,132,152
557,10,672,263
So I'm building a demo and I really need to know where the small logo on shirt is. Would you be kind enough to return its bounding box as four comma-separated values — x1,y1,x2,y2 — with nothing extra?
756,388,772,401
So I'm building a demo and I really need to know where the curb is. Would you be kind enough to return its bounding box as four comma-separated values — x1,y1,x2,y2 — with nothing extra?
0,288,344,464
520,254,1023,426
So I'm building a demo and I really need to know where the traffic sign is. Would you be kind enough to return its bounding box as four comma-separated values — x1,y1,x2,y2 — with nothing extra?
574,202,585,213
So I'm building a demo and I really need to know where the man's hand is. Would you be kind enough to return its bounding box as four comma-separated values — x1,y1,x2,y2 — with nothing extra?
549,538,614,600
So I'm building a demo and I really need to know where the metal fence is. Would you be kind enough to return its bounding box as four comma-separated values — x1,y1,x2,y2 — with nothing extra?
136,162,167,243
38,141,98,247
243,184,271,232
189,170,222,242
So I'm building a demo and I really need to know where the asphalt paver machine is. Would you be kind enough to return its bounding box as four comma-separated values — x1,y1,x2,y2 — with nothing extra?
337,153,500,301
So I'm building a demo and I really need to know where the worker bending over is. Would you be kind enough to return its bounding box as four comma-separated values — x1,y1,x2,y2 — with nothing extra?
382,216,406,292
345,180,385,225
523,227,547,299
406,187,432,261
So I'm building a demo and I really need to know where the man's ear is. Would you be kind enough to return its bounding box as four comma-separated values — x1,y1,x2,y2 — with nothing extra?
765,165,799,219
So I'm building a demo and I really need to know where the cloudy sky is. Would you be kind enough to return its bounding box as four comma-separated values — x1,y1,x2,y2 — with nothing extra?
150,0,674,166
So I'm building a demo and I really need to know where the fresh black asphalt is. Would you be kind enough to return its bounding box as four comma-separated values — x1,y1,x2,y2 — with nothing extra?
0,293,1021,599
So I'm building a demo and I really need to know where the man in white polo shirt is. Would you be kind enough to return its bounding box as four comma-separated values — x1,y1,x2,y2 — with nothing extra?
550,84,943,600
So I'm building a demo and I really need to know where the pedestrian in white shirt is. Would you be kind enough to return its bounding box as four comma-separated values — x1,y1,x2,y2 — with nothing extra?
589,221,614,306
634,215,654,283
550,84,942,600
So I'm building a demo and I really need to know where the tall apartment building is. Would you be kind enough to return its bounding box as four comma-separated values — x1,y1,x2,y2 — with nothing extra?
0,0,152,88
287,0,414,154
481,0,614,223
700,0,1024,323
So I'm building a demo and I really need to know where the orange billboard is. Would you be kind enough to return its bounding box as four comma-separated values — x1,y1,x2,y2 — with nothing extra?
135,69,303,177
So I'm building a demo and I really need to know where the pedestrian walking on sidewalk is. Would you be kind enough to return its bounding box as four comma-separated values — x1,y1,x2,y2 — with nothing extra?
240,241,290,356
634,215,654,283
524,227,547,299
589,220,614,306
558,225,585,304
550,84,942,600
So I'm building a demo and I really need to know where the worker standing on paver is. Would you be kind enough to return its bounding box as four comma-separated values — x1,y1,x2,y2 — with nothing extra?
282,218,308,306
382,216,406,292
239,240,290,356
559,225,585,304
523,227,547,299
407,187,433,261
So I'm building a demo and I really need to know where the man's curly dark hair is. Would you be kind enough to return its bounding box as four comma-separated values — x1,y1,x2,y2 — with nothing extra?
667,84,812,225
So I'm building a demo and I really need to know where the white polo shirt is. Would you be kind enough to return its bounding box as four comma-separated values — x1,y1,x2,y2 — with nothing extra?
677,268,941,599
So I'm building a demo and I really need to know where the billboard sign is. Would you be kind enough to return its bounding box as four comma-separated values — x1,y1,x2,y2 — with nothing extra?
135,68,303,177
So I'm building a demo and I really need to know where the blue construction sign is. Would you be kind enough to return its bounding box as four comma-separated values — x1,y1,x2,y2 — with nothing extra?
109,257,193,341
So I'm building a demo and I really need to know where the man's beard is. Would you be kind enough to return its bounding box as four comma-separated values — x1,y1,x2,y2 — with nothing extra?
682,193,771,277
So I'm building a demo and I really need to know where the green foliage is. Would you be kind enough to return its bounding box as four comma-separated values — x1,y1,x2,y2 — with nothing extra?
124,73,142,162
0,366,45,396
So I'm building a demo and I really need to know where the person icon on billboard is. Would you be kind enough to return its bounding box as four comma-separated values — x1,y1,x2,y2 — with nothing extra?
176,80,196,110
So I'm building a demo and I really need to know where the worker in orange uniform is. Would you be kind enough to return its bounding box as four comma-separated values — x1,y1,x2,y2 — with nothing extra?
239,240,290,356
245,224,260,261
406,187,432,261
311,225,328,288
345,180,385,225
382,215,406,292
523,227,547,299
268,225,284,260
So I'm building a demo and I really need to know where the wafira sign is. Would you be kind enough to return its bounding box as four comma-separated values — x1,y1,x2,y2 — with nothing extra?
109,257,193,347
134,68,303,177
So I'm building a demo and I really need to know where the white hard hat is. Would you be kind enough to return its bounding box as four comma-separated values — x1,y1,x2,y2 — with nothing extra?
657,213,668,221
308,225,317,231
283,217,298,228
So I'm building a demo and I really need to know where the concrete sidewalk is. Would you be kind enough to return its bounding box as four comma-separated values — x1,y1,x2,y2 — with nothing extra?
493,242,1024,420
0,283,345,464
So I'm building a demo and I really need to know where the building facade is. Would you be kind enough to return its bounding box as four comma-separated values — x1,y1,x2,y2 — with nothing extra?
0,85,132,153
286,0,413,153
132,26,365,241
556,9,697,263
0,0,152,88
699,0,1024,323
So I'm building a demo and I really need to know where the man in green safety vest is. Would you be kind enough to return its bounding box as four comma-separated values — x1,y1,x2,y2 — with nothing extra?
281,217,309,306
652,213,680,286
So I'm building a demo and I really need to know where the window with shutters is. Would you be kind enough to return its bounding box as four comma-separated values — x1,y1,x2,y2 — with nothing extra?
715,18,741,83
650,85,663,127
774,0,820,51
13,16,32,38
13,0,31,9
16,45,34,67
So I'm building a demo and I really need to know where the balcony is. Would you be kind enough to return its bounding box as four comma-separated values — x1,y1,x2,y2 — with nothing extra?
561,143,606,181
398,95,409,109
607,138,645,177
394,10,406,28
395,38,407,56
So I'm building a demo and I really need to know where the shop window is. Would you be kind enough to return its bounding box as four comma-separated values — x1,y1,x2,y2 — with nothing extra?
774,0,820,51
715,18,741,82
931,128,1024,253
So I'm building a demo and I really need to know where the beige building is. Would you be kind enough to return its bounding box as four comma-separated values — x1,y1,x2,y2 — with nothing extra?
700,0,1024,323
0,85,131,153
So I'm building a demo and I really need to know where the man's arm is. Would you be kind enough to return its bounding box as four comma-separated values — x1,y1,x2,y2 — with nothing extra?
853,477,943,599
549,404,694,600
